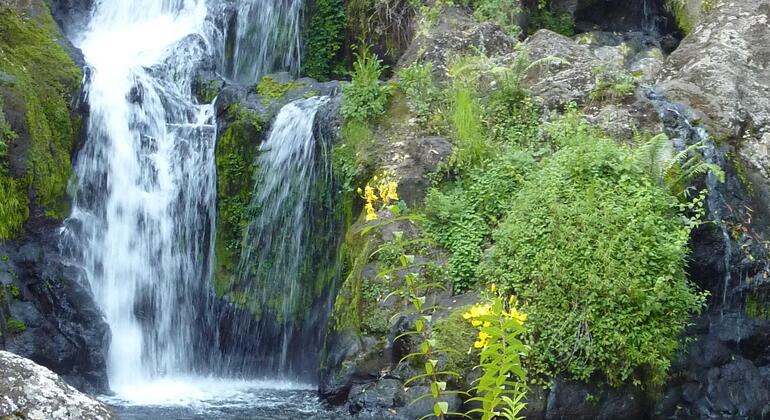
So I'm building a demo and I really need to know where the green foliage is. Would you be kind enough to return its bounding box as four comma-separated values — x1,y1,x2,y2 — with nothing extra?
0,6,81,236
432,307,478,378
255,76,300,104
396,62,447,130
483,58,542,150
527,4,575,36
387,246,467,419
0,98,12,160
635,133,725,200
214,106,264,296
479,118,707,387
6,319,26,334
590,66,637,103
341,49,391,122
470,0,524,37
449,82,487,168
425,150,535,291
304,0,346,81
333,119,375,193
465,297,528,420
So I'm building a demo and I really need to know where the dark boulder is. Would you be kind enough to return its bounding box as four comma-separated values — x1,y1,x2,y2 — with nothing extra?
0,222,109,394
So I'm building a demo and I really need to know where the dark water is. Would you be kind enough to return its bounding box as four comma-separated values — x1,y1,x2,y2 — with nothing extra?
101,379,344,420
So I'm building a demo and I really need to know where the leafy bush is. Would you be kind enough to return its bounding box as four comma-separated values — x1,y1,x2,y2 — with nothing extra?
396,62,446,129
590,66,637,103
528,6,575,36
479,119,707,387
304,0,346,81
425,150,535,291
333,119,375,192
471,0,524,37
341,49,391,122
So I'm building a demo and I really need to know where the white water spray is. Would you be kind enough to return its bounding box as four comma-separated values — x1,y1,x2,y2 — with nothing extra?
65,0,217,394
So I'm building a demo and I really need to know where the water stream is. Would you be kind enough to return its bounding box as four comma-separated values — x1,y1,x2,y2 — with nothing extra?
60,0,334,416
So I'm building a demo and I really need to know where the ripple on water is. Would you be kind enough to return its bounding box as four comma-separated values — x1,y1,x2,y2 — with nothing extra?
101,378,339,419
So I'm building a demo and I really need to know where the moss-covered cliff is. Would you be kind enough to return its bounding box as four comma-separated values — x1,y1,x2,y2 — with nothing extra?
0,3,83,239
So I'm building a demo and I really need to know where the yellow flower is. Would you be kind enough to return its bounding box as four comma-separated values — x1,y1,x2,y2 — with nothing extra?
506,307,528,325
474,331,491,349
490,283,497,293
364,185,377,202
365,203,378,221
387,181,399,201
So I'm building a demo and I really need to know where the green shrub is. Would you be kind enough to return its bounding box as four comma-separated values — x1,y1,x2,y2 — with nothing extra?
449,83,487,168
341,49,391,122
333,119,375,192
396,62,446,128
471,0,524,37
590,66,637,103
425,150,535,291
528,6,575,36
304,0,346,81
479,118,706,387
433,306,478,378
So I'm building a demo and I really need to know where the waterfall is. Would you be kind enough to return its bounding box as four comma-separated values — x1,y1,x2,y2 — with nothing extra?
226,0,304,83
233,97,339,379
63,0,218,394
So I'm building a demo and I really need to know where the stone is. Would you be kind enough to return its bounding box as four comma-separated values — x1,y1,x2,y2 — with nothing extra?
393,136,452,207
0,224,110,394
398,7,516,78
657,0,770,141
0,350,116,420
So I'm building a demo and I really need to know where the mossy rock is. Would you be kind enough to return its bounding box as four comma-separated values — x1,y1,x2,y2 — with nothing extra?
0,4,83,239
213,105,265,297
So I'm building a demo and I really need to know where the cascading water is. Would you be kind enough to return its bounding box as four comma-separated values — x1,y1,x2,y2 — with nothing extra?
58,0,340,414
225,0,304,83
63,0,219,394
233,97,340,380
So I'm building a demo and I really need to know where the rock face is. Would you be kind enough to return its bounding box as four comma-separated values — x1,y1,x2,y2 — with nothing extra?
397,7,516,78
1,0,109,394
0,221,110,394
0,350,116,420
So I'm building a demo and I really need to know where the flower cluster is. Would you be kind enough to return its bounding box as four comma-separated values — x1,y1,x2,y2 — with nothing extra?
358,173,399,221
463,293,527,349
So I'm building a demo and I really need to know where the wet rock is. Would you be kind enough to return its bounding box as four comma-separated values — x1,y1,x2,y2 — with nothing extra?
0,224,110,394
657,0,770,141
48,0,94,37
347,378,406,416
0,350,116,420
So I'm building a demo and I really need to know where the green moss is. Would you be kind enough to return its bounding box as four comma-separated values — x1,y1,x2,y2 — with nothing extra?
4,284,21,299
432,306,478,379
256,76,301,105
303,0,346,81
330,224,373,333
746,293,770,320
214,106,264,296
6,319,26,334
728,152,754,198
0,5,83,238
